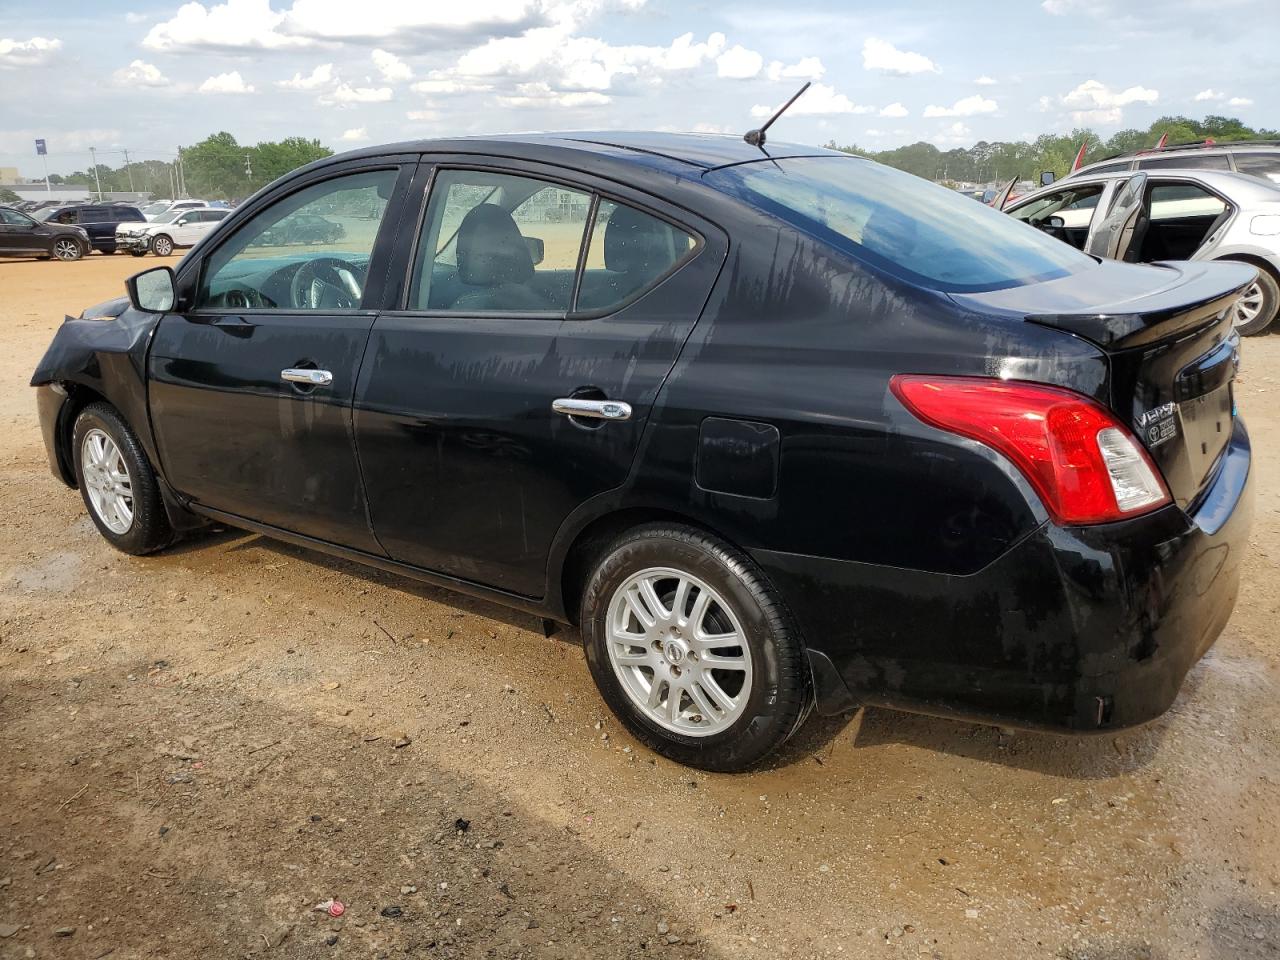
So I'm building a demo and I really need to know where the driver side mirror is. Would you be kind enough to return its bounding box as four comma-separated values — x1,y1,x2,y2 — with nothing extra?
523,236,545,266
126,266,177,313
1041,171,1056,186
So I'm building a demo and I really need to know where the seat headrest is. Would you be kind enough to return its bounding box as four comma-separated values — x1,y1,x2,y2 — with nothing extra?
457,204,534,287
604,205,673,275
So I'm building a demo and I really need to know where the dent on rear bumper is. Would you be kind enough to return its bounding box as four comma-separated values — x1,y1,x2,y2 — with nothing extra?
758,419,1254,732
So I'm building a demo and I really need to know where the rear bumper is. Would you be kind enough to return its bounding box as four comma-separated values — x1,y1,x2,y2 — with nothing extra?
755,418,1254,732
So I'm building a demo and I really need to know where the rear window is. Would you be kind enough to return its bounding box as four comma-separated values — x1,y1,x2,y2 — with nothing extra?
1232,152,1280,185
709,156,1092,292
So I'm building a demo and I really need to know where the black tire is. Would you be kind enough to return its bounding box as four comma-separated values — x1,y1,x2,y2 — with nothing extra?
1231,266,1279,336
151,234,174,257
52,236,83,261
580,524,812,772
71,402,174,556
130,250,146,257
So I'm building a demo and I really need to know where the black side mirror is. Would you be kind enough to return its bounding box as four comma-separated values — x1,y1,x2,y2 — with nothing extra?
1040,171,1056,186
523,236,545,266
126,266,177,312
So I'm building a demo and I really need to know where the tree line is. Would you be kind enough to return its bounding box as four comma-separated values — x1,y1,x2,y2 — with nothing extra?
38,114,1279,202
46,132,333,200
828,114,1277,184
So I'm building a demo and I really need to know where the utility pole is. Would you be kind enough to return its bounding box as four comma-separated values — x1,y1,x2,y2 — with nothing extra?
244,153,253,182
176,146,186,198
89,146,103,200
123,148,135,192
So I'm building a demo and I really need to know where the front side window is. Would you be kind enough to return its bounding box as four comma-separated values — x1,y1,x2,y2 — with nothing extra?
710,156,1093,292
197,168,396,311
411,170,591,313
0,208,33,226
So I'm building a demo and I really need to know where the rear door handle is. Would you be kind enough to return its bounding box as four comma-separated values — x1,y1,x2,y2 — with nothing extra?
281,368,333,386
552,397,632,421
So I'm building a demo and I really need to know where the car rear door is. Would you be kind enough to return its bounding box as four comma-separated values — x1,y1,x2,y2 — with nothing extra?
1086,173,1148,261
147,158,416,552
354,157,727,597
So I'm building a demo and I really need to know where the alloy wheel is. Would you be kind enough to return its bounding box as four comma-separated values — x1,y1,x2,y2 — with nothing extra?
1234,281,1264,328
604,566,753,737
153,236,173,256
54,239,81,261
80,428,134,535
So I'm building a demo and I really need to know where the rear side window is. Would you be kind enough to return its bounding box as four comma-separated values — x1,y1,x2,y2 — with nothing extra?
710,156,1093,292
1084,162,1131,175
1232,152,1280,185
1137,153,1232,171
78,207,108,223
113,207,144,221
576,200,696,312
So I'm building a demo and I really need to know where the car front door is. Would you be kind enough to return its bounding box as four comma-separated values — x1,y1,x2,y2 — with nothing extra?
172,212,207,246
0,207,41,253
1086,173,1148,261
354,160,727,597
147,160,414,552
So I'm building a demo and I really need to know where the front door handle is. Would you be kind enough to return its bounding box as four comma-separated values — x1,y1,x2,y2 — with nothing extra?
281,368,333,386
552,397,632,421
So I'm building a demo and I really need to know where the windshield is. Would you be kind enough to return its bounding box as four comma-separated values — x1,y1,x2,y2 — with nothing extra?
709,156,1094,292
141,202,170,216
34,207,66,222
153,210,182,224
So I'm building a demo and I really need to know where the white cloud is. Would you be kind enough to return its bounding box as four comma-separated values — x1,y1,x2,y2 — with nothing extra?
112,59,169,87
0,36,62,68
125,11,149,23
689,121,730,134
0,127,123,156
1195,88,1254,108
716,44,763,80
932,121,972,145
750,83,873,118
318,82,393,105
410,74,491,95
495,80,610,107
1228,96,1253,107
199,70,255,94
879,102,908,118
974,75,997,86
145,0,312,51
340,127,369,142
372,48,412,83
1058,79,1157,124
280,0,545,44
861,37,938,76
406,108,440,121
1194,88,1222,102
766,56,824,82
278,63,334,90
923,94,997,118
1042,0,1109,13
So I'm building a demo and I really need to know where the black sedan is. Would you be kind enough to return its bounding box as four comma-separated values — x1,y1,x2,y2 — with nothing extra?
0,205,91,260
31,134,1254,771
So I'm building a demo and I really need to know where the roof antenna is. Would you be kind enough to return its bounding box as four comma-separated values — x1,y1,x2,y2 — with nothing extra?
744,81,811,148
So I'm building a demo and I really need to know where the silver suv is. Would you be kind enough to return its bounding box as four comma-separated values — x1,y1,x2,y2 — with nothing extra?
1065,141,1280,186
1006,168,1280,335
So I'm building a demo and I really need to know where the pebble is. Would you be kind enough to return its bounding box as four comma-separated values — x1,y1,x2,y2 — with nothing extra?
0,923,21,939
400,885,417,895
380,906,403,919
392,733,412,749
656,920,670,935
54,926,76,937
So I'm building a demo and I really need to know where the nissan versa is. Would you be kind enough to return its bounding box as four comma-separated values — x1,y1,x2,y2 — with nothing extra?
31,133,1254,771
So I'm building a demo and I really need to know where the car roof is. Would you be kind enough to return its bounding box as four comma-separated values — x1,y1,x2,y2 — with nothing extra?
323,131,845,179
1010,167,1280,209
1070,141,1280,177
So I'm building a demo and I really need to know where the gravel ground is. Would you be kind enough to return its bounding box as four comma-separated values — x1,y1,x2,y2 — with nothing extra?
1,254,1278,960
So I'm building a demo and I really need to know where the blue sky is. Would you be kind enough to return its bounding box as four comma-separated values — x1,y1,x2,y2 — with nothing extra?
1,0,1276,176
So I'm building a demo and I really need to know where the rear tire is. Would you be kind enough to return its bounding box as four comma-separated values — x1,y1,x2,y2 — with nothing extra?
1231,266,1279,336
580,524,812,771
151,234,174,257
52,237,83,261
72,403,174,556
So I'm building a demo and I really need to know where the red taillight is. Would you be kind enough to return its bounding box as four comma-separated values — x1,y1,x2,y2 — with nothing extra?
890,375,1171,525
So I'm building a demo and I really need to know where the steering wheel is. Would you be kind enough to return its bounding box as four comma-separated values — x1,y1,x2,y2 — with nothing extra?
221,285,265,310
289,257,364,310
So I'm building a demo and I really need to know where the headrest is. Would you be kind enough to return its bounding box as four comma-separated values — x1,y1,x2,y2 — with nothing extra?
456,204,534,287
604,205,673,275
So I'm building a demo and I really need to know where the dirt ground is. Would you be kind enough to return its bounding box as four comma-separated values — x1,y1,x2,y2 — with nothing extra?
1,253,1278,960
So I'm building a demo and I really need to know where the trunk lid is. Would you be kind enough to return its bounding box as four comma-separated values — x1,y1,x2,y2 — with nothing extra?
951,258,1255,509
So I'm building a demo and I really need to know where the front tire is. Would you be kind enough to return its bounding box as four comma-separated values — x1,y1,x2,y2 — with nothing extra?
1231,267,1279,336
580,524,812,771
52,237,83,261
151,234,174,257
72,403,174,555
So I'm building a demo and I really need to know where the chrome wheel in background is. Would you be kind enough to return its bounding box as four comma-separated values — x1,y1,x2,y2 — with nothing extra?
53,239,82,261
604,566,753,737
1234,281,1265,329
80,428,134,535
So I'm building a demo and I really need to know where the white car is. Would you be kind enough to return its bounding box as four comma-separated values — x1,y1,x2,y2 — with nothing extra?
115,207,231,257
143,198,208,222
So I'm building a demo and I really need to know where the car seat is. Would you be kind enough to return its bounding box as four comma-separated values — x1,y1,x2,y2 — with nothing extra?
451,204,549,312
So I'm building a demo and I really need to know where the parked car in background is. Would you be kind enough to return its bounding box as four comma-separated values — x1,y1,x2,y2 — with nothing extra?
0,204,91,260
143,199,208,222
1064,140,1280,186
1006,168,1280,334
35,203,145,254
32,134,1254,770
115,207,231,257
258,212,345,246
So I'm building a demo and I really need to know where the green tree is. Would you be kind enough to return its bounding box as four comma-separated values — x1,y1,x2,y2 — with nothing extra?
0,187,20,203
182,131,249,200
251,137,332,185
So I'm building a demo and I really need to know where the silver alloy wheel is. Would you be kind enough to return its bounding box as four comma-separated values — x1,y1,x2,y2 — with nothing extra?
1235,281,1265,328
153,235,173,256
53,239,81,261
605,566,753,737
80,428,134,535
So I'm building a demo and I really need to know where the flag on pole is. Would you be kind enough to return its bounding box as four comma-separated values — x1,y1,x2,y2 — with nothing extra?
35,139,47,156
1155,133,1168,149
1071,141,1088,171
